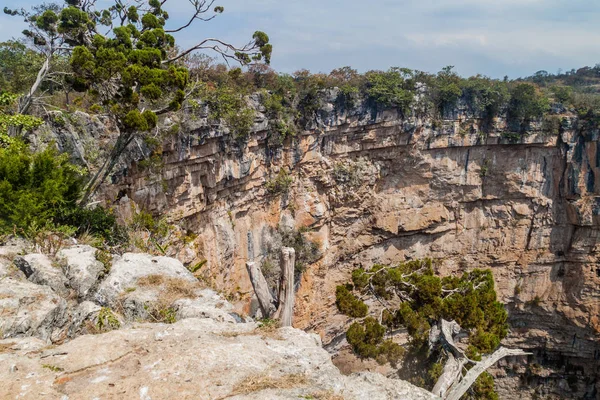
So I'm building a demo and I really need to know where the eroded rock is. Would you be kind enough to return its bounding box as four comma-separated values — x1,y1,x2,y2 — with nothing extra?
0,318,436,400
94,253,196,306
57,245,106,299
13,254,70,296
0,278,68,342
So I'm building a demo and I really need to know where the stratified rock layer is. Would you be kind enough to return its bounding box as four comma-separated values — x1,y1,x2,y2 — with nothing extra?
35,92,600,398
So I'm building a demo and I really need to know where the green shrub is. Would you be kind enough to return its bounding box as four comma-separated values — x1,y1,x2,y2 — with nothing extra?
336,285,368,317
346,317,404,366
365,67,415,112
542,115,561,136
265,169,293,195
507,83,549,132
461,77,509,122
432,66,462,115
57,206,128,246
0,141,83,234
97,307,120,332
339,260,508,398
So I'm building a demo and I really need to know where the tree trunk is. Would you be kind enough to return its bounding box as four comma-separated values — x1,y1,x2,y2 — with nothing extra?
245,247,296,326
79,131,134,205
432,353,467,398
18,56,51,115
430,319,531,399
273,247,295,327
245,261,276,318
444,347,531,400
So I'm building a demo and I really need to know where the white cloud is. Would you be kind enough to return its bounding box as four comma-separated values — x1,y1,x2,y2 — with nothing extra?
0,0,599,77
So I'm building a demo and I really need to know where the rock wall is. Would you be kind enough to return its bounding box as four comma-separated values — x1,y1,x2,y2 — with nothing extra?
38,91,600,398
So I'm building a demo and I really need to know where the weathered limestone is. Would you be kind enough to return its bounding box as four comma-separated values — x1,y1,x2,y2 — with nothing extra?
0,278,68,342
57,245,106,299
28,93,600,398
0,318,436,400
94,253,196,306
13,254,70,296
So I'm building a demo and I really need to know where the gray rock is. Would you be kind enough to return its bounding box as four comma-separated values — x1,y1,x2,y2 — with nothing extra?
117,287,161,321
57,245,106,299
0,259,24,280
0,278,68,342
68,301,102,337
13,254,69,296
94,253,196,306
173,289,237,323
0,317,437,399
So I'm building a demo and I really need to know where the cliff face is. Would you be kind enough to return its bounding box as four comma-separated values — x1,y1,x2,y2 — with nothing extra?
38,90,600,398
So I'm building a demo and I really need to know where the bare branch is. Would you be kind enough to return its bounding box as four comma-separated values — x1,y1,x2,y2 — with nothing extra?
163,38,258,65
165,0,218,33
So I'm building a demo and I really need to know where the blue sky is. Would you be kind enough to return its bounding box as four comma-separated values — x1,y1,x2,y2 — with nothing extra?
1,0,599,78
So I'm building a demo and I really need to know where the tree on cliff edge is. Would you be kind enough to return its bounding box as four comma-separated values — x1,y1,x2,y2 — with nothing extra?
4,0,272,202
336,260,529,400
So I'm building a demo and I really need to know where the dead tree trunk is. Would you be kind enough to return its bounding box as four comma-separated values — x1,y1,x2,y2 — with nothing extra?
273,247,295,327
445,347,530,400
430,319,531,399
18,56,51,115
245,261,276,318
245,247,296,326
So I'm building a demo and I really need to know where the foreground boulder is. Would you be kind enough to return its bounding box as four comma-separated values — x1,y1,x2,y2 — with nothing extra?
13,254,70,296
0,278,68,342
94,252,197,306
57,245,106,299
0,318,437,400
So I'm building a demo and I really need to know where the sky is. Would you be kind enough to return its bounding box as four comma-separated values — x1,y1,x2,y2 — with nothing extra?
1,0,599,78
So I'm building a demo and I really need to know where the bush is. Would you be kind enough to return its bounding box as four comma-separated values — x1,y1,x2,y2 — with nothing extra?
57,206,128,246
365,67,415,112
0,141,83,233
346,317,404,366
339,261,508,398
335,285,368,317
265,169,293,195
507,83,549,132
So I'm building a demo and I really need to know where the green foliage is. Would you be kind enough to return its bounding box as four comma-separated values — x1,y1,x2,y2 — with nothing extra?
0,40,44,93
461,77,510,122
261,91,296,145
265,169,293,195
463,372,499,400
188,259,207,273
146,305,177,324
42,364,65,372
0,92,43,144
56,206,128,246
346,317,404,366
131,209,169,237
280,226,321,275
339,259,508,398
0,141,82,233
541,115,561,136
335,285,368,317
365,67,415,112
201,82,255,138
506,83,549,132
95,249,113,275
97,307,120,332
551,85,573,105
432,66,463,115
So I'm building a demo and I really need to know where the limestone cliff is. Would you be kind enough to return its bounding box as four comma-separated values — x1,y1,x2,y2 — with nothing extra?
33,89,600,398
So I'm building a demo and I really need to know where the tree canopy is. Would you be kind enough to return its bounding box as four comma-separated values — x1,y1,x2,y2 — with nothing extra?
336,259,509,399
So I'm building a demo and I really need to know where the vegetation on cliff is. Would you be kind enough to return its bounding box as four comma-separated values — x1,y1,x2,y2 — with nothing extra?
336,259,508,399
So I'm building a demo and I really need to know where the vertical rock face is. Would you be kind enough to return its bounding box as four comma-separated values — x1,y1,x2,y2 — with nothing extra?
43,94,600,398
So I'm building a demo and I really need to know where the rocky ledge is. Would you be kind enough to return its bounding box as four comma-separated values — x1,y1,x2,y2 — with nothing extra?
0,238,434,400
